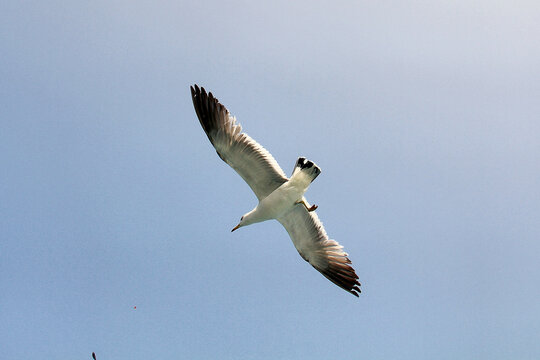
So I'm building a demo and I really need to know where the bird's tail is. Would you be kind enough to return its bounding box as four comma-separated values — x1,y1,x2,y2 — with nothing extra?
291,157,321,184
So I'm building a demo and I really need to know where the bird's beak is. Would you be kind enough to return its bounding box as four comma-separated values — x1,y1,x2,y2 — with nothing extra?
231,224,241,232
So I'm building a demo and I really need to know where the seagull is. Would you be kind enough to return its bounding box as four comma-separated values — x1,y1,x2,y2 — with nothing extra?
191,85,361,297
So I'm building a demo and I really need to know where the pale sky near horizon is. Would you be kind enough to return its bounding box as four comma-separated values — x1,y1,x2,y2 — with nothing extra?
2,1,540,359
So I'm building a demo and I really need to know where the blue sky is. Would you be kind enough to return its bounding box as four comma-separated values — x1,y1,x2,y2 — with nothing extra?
2,1,539,359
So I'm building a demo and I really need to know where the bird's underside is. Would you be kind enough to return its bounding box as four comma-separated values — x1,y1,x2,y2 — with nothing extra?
191,84,361,297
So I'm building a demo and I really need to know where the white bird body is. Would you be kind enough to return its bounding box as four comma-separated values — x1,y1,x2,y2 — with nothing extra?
191,85,361,297
236,163,316,227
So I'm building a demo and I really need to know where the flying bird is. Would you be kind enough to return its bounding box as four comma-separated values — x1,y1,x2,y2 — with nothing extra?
191,85,361,297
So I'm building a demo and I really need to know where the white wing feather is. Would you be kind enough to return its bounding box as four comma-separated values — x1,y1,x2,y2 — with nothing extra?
278,204,361,297
191,85,288,200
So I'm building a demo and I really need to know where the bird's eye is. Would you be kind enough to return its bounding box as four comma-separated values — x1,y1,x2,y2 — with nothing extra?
241,216,244,221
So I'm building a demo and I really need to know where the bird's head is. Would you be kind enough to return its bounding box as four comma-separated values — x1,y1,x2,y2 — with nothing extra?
231,210,256,232
231,214,246,232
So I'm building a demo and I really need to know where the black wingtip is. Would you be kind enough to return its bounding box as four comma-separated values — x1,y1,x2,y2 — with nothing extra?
192,85,217,109
191,84,205,97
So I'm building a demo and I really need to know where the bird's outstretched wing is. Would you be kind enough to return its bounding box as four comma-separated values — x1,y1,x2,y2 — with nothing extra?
191,85,288,200
277,204,361,297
